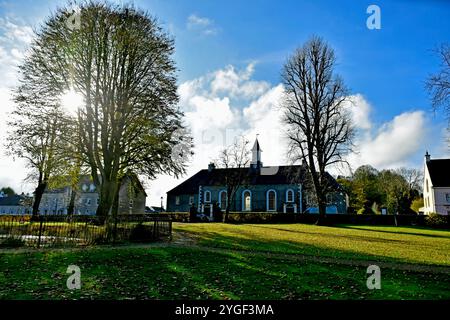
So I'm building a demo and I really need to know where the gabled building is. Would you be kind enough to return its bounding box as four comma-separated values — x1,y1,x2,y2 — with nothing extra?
0,194,32,215
38,174,147,215
166,138,347,217
423,152,450,215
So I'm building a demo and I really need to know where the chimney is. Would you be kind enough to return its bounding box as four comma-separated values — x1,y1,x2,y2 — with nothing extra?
208,162,215,172
425,151,431,163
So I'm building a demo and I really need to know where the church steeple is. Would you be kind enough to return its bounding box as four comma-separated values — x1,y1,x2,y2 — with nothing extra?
250,136,263,169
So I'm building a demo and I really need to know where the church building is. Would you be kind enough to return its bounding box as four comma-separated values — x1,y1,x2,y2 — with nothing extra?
166,138,347,217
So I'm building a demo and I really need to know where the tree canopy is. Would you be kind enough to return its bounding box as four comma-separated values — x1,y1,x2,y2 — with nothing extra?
8,1,192,218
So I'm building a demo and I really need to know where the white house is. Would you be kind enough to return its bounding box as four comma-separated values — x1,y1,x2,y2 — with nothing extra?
422,152,450,215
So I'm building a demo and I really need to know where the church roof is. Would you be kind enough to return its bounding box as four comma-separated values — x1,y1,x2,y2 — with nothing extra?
426,159,450,187
167,165,342,195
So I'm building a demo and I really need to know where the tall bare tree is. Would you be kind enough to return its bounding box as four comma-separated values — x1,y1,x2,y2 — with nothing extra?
281,36,354,224
14,2,191,219
215,136,250,222
426,44,450,120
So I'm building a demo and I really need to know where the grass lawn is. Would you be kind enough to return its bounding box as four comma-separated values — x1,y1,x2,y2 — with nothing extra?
0,223,449,300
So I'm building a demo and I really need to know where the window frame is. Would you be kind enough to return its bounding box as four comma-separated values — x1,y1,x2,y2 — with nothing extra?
266,189,277,212
204,190,211,203
219,190,227,210
286,189,294,203
242,190,252,211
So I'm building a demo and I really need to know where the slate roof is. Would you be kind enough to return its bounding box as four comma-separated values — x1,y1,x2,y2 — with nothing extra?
427,159,450,187
0,195,30,206
167,165,342,195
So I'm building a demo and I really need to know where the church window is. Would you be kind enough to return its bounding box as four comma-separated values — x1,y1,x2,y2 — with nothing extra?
286,189,294,202
267,190,276,211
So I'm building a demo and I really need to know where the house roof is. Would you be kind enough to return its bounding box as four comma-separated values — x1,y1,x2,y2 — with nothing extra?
427,159,450,187
167,165,342,195
0,195,30,206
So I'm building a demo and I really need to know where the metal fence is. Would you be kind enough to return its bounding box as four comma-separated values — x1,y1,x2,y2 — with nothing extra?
0,214,172,248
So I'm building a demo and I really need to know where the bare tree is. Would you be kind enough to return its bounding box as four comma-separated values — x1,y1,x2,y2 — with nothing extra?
426,44,450,130
395,167,423,194
215,136,250,222
15,2,192,220
281,36,354,224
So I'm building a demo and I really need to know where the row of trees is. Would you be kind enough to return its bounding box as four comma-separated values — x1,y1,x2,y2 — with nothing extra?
6,2,192,220
337,166,423,215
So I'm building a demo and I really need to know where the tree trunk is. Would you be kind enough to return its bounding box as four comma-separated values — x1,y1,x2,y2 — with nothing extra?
96,179,119,224
315,190,327,226
224,206,230,223
32,182,47,219
67,189,77,215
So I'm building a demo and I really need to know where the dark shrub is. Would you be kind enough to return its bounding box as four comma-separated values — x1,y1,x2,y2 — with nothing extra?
425,213,449,229
0,237,25,248
129,223,154,242
189,206,197,222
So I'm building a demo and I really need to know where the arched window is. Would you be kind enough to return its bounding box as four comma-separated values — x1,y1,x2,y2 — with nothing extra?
286,189,294,202
267,190,277,211
219,190,227,210
242,190,251,211
204,191,211,203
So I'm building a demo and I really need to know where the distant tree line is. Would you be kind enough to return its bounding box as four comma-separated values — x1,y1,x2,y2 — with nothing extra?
337,165,423,215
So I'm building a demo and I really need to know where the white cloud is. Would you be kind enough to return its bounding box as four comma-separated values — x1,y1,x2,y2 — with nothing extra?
345,94,372,130
0,18,34,45
148,64,279,205
187,14,211,27
186,14,218,36
346,95,429,170
0,18,35,194
0,87,33,194
211,64,270,99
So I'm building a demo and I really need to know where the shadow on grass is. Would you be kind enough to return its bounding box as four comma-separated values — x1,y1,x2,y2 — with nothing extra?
175,226,450,267
1,245,450,300
333,225,450,240
248,225,410,244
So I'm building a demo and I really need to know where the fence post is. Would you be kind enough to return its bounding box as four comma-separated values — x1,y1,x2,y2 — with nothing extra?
37,215,44,248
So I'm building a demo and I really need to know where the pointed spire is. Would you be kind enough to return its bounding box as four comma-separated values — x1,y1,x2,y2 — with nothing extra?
251,137,262,152
251,135,262,169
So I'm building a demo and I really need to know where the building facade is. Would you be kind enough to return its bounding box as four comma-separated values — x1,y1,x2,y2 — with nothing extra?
38,175,147,215
423,152,450,215
0,194,32,215
166,139,347,216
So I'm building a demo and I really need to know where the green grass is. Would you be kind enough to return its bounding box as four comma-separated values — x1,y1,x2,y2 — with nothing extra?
174,223,450,266
0,223,449,300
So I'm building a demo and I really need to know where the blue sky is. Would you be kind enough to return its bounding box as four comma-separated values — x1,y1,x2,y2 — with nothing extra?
0,0,449,204
2,0,449,118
